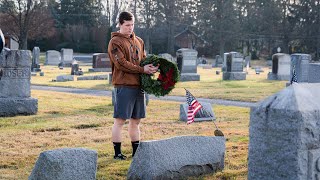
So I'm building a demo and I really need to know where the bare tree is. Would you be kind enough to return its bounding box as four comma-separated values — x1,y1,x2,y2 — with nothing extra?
0,0,55,49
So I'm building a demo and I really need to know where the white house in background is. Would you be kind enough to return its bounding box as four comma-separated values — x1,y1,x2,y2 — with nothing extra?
5,35,19,50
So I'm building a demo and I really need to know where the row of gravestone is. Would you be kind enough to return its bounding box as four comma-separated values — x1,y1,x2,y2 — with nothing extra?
215,52,320,84
268,53,320,83
45,49,74,67
47,48,202,82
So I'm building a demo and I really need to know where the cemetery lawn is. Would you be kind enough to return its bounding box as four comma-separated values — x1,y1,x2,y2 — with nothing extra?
31,64,286,102
0,90,249,180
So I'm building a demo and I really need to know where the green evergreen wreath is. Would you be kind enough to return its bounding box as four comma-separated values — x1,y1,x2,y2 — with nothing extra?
140,55,180,97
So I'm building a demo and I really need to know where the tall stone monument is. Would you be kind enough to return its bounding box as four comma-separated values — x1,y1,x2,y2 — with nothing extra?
31,46,41,72
176,48,200,81
222,52,246,80
248,83,320,180
267,53,291,80
0,50,38,116
290,53,311,83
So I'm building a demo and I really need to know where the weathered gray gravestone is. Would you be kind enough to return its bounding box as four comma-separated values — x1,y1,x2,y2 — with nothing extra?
31,47,41,72
248,83,320,180
158,53,175,63
214,55,223,67
88,53,111,72
77,75,108,81
45,50,61,65
29,148,97,180
180,102,216,122
222,52,246,80
0,50,38,116
61,48,73,67
127,136,225,180
267,53,291,80
56,75,74,82
290,53,311,83
176,48,200,81
308,63,320,83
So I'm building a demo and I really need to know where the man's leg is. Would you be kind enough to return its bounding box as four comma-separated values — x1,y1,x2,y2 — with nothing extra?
112,118,126,160
129,118,141,157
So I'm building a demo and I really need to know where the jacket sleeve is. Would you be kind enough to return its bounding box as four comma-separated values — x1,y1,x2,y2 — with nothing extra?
108,41,145,74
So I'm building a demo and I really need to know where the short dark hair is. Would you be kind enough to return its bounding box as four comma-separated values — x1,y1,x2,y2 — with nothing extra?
118,11,134,25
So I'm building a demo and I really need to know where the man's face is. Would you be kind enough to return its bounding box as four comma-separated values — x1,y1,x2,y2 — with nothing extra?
119,19,134,36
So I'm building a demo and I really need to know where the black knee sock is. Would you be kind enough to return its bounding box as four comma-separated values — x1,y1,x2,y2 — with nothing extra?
113,142,122,156
131,141,140,157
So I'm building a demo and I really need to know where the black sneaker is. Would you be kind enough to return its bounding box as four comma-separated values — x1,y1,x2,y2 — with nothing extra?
114,153,127,160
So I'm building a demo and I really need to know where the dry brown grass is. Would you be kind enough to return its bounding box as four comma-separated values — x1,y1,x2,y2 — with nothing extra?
0,90,249,180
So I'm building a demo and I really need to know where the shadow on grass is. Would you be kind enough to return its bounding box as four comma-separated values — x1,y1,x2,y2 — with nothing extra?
72,123,101,129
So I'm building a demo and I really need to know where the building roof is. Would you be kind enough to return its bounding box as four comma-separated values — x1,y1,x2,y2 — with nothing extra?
174,28,208,45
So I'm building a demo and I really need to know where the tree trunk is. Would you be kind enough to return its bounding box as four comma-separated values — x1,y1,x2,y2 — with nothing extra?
19,29,28,50
167,22,175,55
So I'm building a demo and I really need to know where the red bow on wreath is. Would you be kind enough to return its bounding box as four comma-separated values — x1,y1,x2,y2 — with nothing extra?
157,68,175,90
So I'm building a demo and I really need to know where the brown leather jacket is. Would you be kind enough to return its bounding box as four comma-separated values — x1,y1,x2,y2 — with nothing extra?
108,32,146,88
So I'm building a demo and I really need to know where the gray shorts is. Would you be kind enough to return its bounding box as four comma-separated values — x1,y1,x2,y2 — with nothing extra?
113,87,146,119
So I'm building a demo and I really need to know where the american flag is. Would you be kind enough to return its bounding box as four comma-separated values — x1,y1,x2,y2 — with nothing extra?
291,65,298,84
186,89,202,124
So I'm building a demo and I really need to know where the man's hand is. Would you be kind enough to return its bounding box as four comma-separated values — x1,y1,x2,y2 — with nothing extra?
143,64,159,74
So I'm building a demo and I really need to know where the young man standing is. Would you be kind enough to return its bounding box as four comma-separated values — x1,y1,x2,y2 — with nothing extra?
108,11,158,160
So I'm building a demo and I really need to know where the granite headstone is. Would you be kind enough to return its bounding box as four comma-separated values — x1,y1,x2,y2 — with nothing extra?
45,50,61,65
89,53,111,72
61,48,73,66
0,50,38,116
248,83,320,180
176,48,200,81
29,148,97,180
127,136,225,179
267,53,291,80
222,52,246,80
180,102,216,122
290,53,311,83
308,63,320,83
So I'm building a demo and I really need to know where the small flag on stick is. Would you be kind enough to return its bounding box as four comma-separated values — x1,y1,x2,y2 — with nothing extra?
291,65,298,84
185,89,202,124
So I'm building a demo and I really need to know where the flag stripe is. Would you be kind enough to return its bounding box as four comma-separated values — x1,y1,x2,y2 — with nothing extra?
185,89,202,124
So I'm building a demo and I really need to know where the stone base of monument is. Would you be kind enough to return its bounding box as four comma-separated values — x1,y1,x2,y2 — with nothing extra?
127,136,225,180
32,68,41,72
267,72,290,80
29,148,97,180
77,75,108,81
88,68,111,72
180,73,200,81
180,102,215,122
0,97,38,117
222,72,246,80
